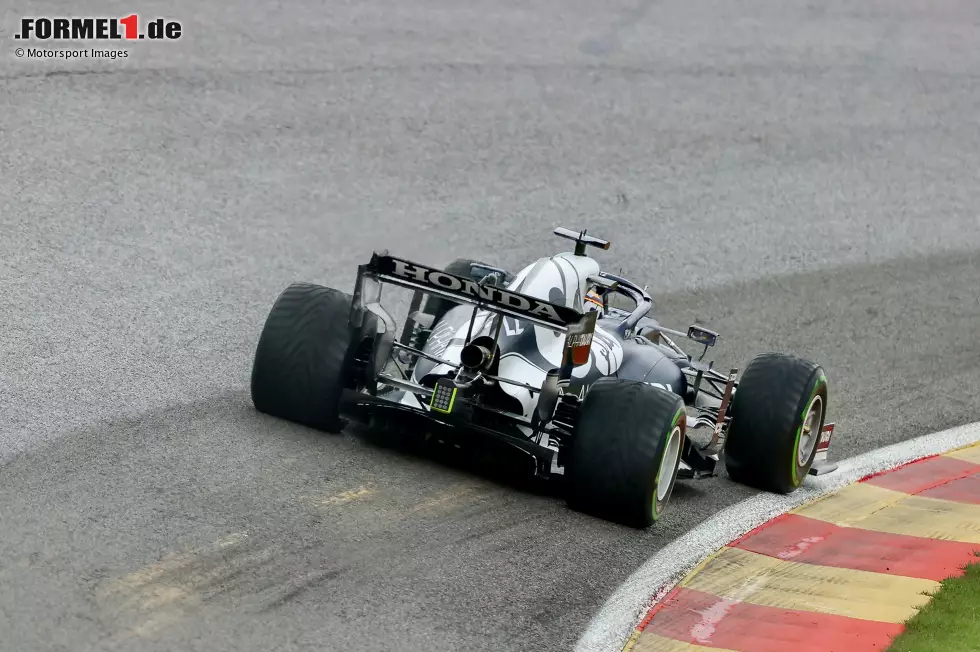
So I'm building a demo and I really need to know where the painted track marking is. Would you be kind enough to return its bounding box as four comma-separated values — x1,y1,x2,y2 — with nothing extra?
731,513,980,581
637,586,905,652
621,439,980,651
630,631,737,651
681,546,937,623
801,484,980,544
574,421,980,652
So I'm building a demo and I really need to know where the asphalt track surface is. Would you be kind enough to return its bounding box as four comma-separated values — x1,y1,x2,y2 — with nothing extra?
2,1,980,650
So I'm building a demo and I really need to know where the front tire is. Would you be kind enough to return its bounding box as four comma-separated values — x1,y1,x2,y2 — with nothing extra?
250,283,361,433
724,353,828,493
565,378,686,529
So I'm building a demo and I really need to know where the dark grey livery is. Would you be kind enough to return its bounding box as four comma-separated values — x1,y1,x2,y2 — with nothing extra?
250,227,839,528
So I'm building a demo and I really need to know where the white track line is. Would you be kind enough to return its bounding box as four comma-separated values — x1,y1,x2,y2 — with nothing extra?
574,421,980,652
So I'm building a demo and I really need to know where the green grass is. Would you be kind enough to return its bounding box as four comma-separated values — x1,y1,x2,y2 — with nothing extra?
886,557,980,652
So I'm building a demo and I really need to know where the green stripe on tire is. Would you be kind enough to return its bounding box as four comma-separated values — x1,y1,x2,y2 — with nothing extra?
652,408,685,521
791,374,827,485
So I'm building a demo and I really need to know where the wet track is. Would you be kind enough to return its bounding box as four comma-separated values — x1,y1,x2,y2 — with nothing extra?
2,1,980,650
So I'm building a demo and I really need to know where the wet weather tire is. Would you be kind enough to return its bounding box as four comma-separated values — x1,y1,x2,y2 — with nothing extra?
250,283,358,433
725,353,828,494
565,378,687,529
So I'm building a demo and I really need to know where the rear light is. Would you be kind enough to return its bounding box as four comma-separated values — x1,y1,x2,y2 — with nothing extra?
567,332,593,366
564,311,597,367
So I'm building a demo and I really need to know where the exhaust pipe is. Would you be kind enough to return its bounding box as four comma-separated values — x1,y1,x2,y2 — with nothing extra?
460,335,499,371
460,342,493,370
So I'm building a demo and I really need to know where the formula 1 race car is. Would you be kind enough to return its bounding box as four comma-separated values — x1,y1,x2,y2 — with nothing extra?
250,227,838,529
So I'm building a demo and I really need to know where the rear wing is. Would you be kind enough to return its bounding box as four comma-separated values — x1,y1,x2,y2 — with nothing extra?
361,253,584,331
351,252,599,395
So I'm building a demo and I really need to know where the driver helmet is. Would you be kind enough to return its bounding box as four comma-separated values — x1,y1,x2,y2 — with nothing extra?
584,287,605,318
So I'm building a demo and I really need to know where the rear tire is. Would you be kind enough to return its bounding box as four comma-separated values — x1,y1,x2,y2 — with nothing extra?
250,283,361,433
565,378,686,529
724,353,828,493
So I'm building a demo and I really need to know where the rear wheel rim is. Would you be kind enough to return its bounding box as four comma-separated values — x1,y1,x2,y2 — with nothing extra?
797,395,824,467
657,425,683,503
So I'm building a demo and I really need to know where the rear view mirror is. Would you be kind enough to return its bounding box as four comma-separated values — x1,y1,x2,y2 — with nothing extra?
687,324,718,347
468,263,511,286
